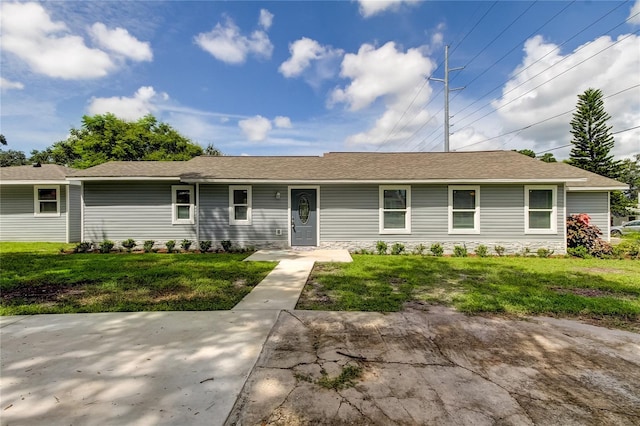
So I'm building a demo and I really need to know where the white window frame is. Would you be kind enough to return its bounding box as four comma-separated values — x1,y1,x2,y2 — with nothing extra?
229,185,252,226
379,185,411,234
525,185,557,234
34,185,60,217
448,185,480,234
172,185,195,225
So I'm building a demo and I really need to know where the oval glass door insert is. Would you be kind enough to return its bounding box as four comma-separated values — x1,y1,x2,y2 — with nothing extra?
298,195,310,224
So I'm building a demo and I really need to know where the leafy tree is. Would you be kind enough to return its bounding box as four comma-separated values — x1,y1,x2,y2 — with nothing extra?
619,154,640,206
0,149,28,167
567,88,620,178
0,134,7,145
204,143,223,156
32,114,219,169
538,153,557,163
515,149,536,158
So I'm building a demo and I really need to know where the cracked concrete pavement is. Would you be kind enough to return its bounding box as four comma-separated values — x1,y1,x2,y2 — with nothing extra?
226,305,640,425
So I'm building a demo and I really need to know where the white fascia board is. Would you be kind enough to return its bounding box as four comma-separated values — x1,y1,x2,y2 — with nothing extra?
1,180,70,185
69,176,180,182
184,178,587,184
567,186,628,191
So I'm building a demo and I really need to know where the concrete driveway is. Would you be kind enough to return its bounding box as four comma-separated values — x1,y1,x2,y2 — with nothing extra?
228,306,640,425
0,311,278,425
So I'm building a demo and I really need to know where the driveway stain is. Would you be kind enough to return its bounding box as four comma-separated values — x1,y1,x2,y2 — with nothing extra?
227,306,640,425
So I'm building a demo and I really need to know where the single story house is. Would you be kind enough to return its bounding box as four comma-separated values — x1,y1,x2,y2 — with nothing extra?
0,164,81,243
58,151,626,254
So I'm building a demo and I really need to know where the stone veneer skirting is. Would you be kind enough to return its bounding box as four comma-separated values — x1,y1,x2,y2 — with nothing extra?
320,240,566,255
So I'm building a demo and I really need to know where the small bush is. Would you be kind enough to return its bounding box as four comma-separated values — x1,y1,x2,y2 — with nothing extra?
74,241,93,253
391,243,405,255
99,240,114,254
537,248,554,258
430,243,444,257
165,240,176,253
612,237,640,259
494,245,505,257
412,243,426,255
453,245,468,257
475,245,488,258
143,240,155,253
566,213,611,258
121,238,136,252
181,239,192,251
568,246,591,259
221,240,232,252
376,241,388,255
199,240,212,253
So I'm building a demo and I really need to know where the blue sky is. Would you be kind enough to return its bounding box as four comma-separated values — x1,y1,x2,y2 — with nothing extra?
1,0,639,159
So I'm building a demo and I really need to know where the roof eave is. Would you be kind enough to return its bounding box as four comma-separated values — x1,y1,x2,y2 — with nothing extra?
67,176,181,181
1,179,72,185
181,178,588,184
567,186,629,191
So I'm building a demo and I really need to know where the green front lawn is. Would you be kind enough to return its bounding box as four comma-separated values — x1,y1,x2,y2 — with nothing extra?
0,243,275,315
299,256,640,329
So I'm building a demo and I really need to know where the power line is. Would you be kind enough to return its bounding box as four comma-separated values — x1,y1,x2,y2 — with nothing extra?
452,4,636,126
535,126,640,155
453,84,640,151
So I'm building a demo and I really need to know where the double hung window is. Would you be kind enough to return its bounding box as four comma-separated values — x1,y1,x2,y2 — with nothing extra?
379,186,411,234
34,185,60,216
449,186,480,233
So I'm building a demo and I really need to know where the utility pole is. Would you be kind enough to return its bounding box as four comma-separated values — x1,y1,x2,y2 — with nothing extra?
429,45,464,152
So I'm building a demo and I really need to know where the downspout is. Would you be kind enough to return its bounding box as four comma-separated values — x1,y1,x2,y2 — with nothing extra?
80,181,85,242
66,185,70,243
563,185,567,253
196,183,200,247
606,191,611,242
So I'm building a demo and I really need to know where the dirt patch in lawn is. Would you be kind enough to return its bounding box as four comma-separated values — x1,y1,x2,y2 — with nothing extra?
551,286,617,298
578,267,628,274
228,306,640,426
1,282,89,304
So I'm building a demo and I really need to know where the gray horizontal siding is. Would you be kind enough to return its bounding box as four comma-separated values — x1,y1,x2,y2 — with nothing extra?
199,184,288,244
567,192,609,237
83,181,196,242
319,184,565,245
0,184,68,242
68,184,81,242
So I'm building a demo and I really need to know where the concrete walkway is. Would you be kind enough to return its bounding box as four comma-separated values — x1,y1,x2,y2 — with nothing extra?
0,249,351,426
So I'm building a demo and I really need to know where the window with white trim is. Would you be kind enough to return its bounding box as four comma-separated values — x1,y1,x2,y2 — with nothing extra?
448,186,480,233
34,185,60,216
229,185,252,225
379,185,411,234
172,185,194,224
525,185,557,234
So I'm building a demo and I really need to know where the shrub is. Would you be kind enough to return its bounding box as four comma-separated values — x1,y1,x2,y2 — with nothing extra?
412,244,426,255
376,241,388,255
568,246,591,259
121,238,136,252
494,245,505,256
430,243,444,257
181,239,192,251
74,241,93,253
221,240,232,252
453,245,468,257
165,240,176,253
199,240,212,253
475,245,488,258
390,242,405,255
566,213,611,257
99,240,114,254
143,240,155,253
537,248,554,258
612,237,640,259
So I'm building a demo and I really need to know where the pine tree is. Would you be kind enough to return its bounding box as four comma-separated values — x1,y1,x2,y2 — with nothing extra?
568,88,619,178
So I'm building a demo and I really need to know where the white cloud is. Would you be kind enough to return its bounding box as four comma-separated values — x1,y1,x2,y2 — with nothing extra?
274,116,293,128
279,37,343,79
88,86,169,120
88,23,152,61
453,33,640,158
239,115,272,141
329,42,435,147
357,0,419,18
0,2,152,80
259,9,274,30
0,77,25,91
629,0,640,25
194,12,274,64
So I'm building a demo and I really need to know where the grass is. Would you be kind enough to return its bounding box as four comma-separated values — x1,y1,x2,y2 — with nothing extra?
299,255,640,330
0,242,275,315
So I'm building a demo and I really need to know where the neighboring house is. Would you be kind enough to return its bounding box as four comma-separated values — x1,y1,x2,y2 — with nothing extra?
64,151,627,254
0,164,81,242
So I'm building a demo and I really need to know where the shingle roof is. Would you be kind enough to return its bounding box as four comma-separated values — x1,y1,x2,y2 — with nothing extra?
0,164,75,182
545,161,628,189
66,151,628,189
67,161,190,178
